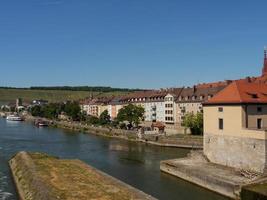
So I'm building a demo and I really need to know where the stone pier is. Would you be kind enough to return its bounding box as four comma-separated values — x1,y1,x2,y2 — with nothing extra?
9,151,156,200
160,151,267,199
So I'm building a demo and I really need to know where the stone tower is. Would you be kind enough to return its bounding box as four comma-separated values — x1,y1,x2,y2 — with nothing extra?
262,47,267,76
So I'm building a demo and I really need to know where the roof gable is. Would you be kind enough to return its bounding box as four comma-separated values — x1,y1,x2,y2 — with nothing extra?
205,81,267,104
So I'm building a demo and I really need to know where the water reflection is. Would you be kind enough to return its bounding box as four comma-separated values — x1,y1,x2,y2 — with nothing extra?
0,119,229,200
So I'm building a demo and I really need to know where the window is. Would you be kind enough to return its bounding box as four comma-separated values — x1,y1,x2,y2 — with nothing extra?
165,117,174,121
219,118,223,130
218,107,223,112
257,118,262,129
257,107,262,112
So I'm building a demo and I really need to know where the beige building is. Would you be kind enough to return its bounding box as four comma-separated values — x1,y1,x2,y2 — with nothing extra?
175,85,226,125
80,97,113,117
203,81,267,173
107,98,124,120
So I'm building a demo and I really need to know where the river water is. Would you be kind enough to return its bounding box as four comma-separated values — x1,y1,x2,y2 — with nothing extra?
0,118,229,200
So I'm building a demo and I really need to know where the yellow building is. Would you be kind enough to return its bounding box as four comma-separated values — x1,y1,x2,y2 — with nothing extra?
203,81,267,173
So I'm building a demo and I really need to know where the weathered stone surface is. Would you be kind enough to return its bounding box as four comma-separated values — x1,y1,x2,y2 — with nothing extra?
9,151,156,200
241,180,267,200
204,133,267,173
160,151,261,199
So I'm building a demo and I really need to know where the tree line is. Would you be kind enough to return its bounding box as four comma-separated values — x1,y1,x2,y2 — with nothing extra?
30,86,144,92
30,102,145,130
31,101,82,121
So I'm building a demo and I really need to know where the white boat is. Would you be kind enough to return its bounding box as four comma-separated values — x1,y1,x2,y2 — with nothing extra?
6,115,23,121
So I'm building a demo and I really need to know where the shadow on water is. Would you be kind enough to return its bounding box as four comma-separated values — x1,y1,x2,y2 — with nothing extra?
0,119,230,200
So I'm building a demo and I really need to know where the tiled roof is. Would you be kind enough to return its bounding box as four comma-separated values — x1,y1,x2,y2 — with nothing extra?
120,90,169,102
80,97,114,105
196,80,231,89
205,81,267,105
175,86,226,102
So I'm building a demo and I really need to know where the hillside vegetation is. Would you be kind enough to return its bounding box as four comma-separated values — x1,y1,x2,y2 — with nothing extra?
0,88,129,103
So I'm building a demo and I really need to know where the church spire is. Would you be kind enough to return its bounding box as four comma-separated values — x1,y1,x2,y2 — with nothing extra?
262,47,267,76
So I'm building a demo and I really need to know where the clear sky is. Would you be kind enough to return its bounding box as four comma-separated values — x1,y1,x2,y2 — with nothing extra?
1,0,267,89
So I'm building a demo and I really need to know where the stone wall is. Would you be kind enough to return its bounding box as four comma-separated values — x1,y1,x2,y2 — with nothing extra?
204,133,267,173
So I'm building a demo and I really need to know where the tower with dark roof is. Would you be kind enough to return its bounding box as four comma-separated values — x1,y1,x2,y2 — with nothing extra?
262,47,267,76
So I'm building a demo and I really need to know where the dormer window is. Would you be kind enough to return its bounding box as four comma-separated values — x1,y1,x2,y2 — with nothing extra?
208,95,213,100
252,94,258,99
247,92,258,99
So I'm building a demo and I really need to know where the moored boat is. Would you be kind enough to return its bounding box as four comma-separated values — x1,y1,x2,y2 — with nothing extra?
34,119,49,127
6,115,23,121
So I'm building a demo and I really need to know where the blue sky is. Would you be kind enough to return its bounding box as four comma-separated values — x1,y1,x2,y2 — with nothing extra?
1,0,267,89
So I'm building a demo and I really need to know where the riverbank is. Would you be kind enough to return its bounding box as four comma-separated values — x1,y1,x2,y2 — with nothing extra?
24,114,203,149
9,151,156,200
160,151,267,199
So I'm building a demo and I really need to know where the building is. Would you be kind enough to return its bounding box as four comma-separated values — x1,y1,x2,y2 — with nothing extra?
203,80,267,173
144,91,167,122
120,90,167,123
175,85,226,125
80,97,113,117
32,99,48,106
107,98,124,120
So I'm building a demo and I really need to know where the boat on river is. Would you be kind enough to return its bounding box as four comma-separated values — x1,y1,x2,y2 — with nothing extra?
34,119,49,127
6,115,23,121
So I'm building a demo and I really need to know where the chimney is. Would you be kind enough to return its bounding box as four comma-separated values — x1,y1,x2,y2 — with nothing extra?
193,85,196,93
262,47,267,76
246,76,251,83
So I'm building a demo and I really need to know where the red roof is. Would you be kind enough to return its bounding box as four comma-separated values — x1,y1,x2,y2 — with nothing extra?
205,81,267,105
196,80,231,89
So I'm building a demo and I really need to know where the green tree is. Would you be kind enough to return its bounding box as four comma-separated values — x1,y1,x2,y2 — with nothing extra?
99,110,111,125
117,104,145,127
64,101,81,121
31,105,44,117
43,103,62,119
87,115,100,125
183,112,203,135
111,118,119,128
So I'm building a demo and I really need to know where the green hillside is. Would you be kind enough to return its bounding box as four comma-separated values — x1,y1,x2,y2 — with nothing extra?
0,89,129,103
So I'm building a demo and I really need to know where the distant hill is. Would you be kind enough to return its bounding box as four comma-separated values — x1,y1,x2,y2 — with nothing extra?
0,86,144,103
29,86,144,93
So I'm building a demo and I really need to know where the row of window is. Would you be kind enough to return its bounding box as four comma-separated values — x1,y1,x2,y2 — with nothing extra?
218,118,263,130
165,110,173,114
165,97,173,101
165,104,173,108
165,117,174,121
218,107,264,113
178,95,213,101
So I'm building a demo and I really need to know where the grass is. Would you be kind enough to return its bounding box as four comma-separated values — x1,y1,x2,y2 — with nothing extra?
0,89,129,103
10,152,154,200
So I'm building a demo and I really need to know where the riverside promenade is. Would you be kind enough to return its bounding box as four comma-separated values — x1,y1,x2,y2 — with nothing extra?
24,115,203,149
9,151,156,200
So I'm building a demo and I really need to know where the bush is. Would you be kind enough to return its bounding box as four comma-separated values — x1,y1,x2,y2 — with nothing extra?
119,123,127,130
99,110,111,125
183,112,203,135
111,119,119,128
87,116,100,125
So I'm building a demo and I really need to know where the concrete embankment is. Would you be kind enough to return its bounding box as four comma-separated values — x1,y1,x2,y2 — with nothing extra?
24,115,203,149
240,178,267,200
160,151,267,199
9,151,156,200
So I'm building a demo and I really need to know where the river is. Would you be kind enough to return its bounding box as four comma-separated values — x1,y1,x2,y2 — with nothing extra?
0,118,229,200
